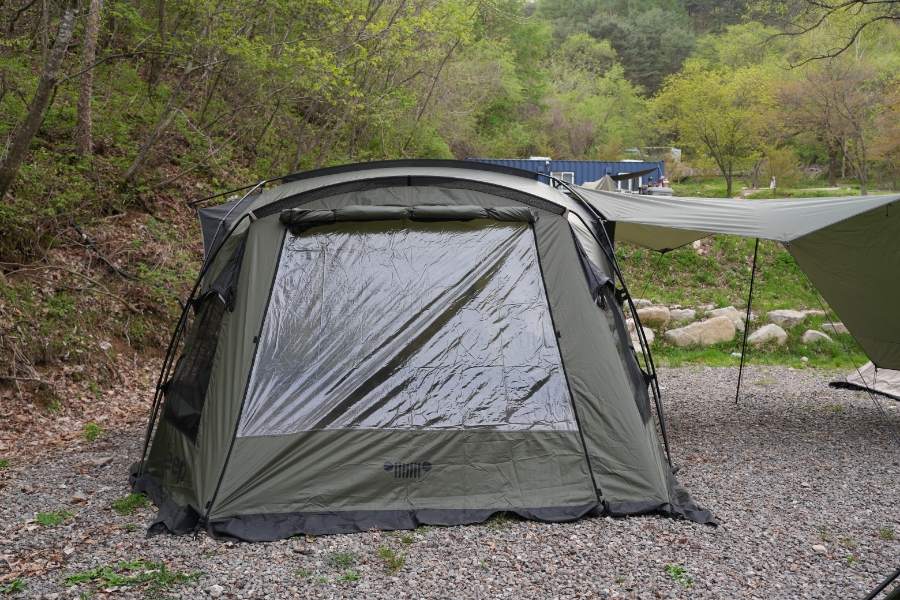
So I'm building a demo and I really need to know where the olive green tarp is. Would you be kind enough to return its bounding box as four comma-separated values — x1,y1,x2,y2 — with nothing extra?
575,188,900,371
133,161,714,542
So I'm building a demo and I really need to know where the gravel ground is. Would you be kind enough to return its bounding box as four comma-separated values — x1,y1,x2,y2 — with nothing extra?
1,366,898,599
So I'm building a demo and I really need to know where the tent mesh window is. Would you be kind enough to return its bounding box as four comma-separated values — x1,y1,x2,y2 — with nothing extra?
238,219,576,436
164,293,226,441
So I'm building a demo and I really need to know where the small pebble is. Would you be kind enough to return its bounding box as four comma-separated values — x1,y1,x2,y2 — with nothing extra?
0,366,896,599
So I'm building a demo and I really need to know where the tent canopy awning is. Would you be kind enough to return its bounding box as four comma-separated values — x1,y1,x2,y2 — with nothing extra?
575,188,900,250
574,187,900,371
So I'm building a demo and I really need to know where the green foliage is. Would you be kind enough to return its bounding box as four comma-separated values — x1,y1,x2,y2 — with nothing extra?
62,559,201,595
83,423,103,441
587,8,696,93
485,512,511,531
295,568,313,578
112,493,149,516
692,22,784,70
1,578,26,595
652,61,774,197
400,534,415,543
664,564,692,587
336,571,360,583
377,546,407,573
36,510,75,526
877,526,896,540
0,459,9,468
328,552,357,569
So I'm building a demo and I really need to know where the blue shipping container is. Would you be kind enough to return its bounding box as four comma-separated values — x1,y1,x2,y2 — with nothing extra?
466,158,665,189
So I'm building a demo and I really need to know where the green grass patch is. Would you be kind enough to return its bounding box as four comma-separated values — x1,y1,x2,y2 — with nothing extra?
377,546,406,574
61,559,201,595
328,552,357,568
0,459,9,468
877,526,895,540
112,493,149,516
664,564,692,587
745,188,861,199
1,578,26,595
83,423,104,441
295,568,313,578
336,570,360,583
618,236,823,314
671,178,730,198
36,510,75,526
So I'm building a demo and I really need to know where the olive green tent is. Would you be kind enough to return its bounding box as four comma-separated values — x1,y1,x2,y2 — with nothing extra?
133,160,713,541
574,188,900,371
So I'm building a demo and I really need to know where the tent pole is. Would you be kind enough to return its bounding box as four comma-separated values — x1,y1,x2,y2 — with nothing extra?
735,238,759,405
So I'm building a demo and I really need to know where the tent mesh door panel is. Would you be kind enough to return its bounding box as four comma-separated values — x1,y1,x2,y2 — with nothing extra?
238,219,576,436
164,294,226,441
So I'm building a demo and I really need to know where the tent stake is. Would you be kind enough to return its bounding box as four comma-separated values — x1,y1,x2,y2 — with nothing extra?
735,238,759,405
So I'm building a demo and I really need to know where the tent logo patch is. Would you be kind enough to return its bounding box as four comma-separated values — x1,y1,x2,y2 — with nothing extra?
165,450,188,483
383,461,432,481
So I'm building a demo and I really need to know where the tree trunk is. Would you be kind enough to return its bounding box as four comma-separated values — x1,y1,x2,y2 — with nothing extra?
841,141,846,179
40,0,49,61
75,0,104,156
149,0,166,85
828,146,837,187
121,59,194,182
858,141,867,196
0,0,78,200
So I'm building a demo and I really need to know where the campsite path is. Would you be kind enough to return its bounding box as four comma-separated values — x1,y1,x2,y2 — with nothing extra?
1,366,898,599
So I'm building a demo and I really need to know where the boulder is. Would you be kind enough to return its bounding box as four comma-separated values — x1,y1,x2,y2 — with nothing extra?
636,305,670,328
631,327,655,347
821,322,849,334
625,318,654,347
710,306,745,333
766,309,806,329
802,330,833,344
669,308,696,323
633,299,653,309
664,316,736,347
802,309,827,317
748,324,787,345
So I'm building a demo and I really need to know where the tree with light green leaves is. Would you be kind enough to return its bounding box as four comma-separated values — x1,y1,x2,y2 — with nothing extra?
652,61,776,198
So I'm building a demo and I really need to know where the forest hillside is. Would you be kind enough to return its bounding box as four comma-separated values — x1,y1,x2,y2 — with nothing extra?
1,0,898,424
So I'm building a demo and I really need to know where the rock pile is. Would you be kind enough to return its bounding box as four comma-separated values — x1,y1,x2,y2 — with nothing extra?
626,299,847,349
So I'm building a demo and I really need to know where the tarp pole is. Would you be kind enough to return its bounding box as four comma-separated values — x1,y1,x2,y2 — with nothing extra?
862,566,900,600
735,238,759,405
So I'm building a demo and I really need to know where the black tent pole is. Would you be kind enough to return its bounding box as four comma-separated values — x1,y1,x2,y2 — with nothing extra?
735,238,760,405
862,566,900,600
